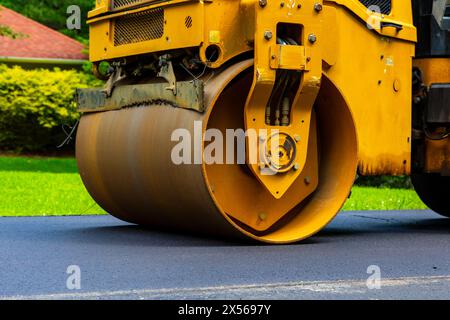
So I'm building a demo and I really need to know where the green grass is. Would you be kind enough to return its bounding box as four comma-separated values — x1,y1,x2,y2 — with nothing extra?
343,186,427,211
0,156,427,217
0,156,106,216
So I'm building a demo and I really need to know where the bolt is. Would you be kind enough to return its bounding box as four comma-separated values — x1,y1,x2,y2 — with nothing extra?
314,3,323,12
297,4,302,9
271,54,276,60
264,30,273,40
280,2,285,7
306,57,311,62
293,163,300,171
259,212,267,221
259,0,267,7
304,176,311,185
294,134,301,142
308,34,317,44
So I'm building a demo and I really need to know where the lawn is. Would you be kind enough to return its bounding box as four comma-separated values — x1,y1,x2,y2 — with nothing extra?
342,187,427,211
0,156,106,216
0,156,427,216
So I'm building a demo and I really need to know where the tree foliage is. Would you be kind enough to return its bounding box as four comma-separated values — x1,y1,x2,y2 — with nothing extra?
0,0,95,41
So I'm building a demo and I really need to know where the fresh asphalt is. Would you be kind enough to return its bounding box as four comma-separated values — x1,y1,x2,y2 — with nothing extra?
0,210,449,300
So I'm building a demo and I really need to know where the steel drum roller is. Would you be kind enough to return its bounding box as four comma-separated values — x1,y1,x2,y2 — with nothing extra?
76,61,358,243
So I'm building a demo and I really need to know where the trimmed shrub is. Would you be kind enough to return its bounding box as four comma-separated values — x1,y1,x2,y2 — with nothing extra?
355,175,413,189
0,64,102,151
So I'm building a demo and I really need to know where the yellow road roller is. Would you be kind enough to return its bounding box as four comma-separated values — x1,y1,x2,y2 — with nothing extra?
76,0,450,243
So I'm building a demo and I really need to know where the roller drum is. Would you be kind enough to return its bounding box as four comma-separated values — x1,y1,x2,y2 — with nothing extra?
76,61,358,243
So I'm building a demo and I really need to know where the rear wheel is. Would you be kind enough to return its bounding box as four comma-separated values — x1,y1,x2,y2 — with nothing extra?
412,174,450,217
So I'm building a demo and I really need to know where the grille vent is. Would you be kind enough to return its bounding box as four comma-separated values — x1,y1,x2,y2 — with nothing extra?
112,0,153,10
114,8,164,46
359,0,392,15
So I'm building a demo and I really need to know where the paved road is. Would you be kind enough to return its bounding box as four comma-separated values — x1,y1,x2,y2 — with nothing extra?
0,210,449,300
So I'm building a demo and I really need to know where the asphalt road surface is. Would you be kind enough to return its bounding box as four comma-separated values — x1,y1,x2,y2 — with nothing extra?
0,210,449,300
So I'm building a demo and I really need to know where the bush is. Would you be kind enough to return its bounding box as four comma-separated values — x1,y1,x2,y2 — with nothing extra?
0,64,102,151
355,175,413,189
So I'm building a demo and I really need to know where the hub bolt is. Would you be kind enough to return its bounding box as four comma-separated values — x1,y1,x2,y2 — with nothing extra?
314,3,323,12
259,0,267,7
264,30,273,40
308,34,317,44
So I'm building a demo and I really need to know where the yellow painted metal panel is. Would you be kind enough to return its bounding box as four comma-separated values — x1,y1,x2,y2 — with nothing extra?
327,0,416,42
270,44,307,70
413,58,450,175
323,3,415,175
414,58,450,85
89,2,204,62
